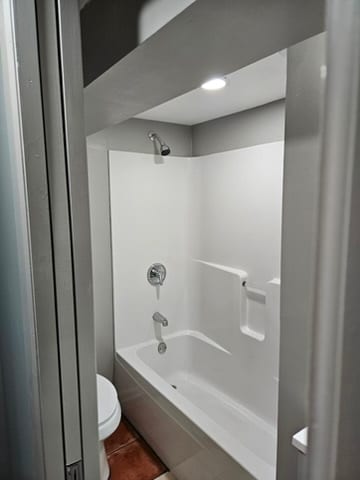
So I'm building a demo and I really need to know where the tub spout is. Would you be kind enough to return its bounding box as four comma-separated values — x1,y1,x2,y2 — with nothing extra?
153,312,168,327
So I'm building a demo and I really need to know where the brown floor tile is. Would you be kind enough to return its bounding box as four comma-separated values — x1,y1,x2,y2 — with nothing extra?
105,418,139,455
108,439,167,480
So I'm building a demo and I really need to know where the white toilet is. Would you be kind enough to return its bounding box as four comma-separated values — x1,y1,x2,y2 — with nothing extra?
97,374,122,480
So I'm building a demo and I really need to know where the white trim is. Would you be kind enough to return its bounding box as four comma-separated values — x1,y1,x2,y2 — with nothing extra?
154,473,176,480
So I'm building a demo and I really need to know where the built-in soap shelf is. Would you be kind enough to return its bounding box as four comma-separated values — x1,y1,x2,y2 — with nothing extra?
241,280,267,341
242,281,266,304
193,260,278,342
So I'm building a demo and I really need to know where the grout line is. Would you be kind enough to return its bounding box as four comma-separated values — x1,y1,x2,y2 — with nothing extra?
107,437,138,458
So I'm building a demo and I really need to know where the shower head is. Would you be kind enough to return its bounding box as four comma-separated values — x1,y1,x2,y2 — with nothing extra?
148,131,171,156
160,144,171,156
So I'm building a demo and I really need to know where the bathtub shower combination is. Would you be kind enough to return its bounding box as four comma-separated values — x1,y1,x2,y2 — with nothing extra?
111,142,283,480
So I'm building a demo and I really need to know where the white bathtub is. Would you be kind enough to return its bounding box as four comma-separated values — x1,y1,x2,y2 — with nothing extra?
115,330,277,480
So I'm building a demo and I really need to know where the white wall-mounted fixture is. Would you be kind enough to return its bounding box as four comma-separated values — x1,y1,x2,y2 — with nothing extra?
292,427,308,480
147,263,167,286
292,427,308,455
201,77,227,91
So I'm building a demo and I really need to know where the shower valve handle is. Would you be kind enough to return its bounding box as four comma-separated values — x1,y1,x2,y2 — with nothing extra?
147,263,166,286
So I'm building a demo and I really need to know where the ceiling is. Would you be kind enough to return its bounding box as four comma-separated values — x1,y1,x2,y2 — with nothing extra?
84,0,323,135
136,51,287,126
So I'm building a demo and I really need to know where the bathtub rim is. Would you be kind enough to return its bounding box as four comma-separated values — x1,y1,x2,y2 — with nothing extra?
116,329,276,480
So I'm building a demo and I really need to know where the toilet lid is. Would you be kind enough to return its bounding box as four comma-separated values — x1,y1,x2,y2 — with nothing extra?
96,374,119,425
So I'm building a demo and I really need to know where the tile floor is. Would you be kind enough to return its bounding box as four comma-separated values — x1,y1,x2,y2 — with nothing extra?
104,417,168,480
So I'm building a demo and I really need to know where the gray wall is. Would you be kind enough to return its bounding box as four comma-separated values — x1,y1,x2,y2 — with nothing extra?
87,118,192,156
192,99,285,156
88,107,284,157
277,33,326,480
87,146,114,380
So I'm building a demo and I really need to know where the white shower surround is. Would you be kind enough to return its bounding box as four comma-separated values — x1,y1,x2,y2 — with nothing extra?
110,142,283,479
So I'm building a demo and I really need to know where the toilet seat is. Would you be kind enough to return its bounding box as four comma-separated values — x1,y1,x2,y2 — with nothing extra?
97,374,121,441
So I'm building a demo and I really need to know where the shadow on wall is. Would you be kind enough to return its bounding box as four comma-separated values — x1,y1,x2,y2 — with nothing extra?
81,0,196,86
81,0,149,86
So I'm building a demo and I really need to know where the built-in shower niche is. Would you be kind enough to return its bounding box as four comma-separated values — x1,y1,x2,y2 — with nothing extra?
193,260,279,344
241,282,267,341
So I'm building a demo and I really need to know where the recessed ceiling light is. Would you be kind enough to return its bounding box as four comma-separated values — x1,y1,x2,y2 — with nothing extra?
201,77,227,91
